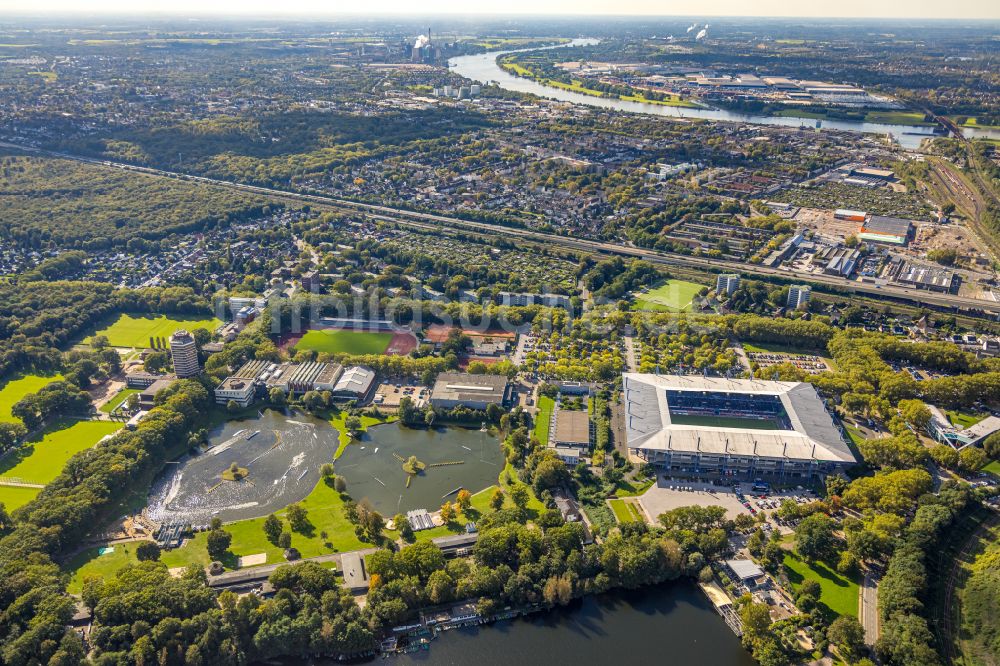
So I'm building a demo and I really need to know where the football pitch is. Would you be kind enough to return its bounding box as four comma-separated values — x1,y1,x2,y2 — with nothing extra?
88,313,222,348
296,329,393,355
669,414,781,430
632,280,704,312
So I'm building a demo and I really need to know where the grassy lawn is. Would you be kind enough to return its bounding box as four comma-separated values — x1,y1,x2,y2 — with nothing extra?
946,410,986,429
982,459,1000,476
609,498,644,523
953,117,1000,130
632,279,704,312
330,412,393,458
296,330,392,355
614,476,654,498
89,313,222,348
741,341,825,355
500,62,696,107
100,388,139,414
0,373,63,422
783,550,859,619
534,396,554,446
0,420,122,509
844,424,868,446
67,478,366,592
864,111,935,126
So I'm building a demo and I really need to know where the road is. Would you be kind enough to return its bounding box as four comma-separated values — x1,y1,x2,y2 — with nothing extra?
623,335,638,372
7,141,1000,316
859,569,880,646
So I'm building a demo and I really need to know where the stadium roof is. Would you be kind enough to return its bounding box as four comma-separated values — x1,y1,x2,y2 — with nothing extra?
622,373,854,464
333,366,376,395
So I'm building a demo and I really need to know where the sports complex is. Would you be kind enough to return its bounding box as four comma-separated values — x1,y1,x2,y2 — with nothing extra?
623,373,855,481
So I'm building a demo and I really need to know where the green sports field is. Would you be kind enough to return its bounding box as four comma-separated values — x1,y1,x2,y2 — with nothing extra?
296,329,393,355
632,280,704,312
0,420,122,509
88,313,222,348
609,498,645,523
0,373,63,423
100,389,139,414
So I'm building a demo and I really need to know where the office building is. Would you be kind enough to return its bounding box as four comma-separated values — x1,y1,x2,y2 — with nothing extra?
169,329,200,378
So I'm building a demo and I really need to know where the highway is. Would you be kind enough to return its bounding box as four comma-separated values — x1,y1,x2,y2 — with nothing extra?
7,141,1000,317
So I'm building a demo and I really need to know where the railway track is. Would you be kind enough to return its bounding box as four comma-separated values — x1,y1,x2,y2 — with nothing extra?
7,141,1000,317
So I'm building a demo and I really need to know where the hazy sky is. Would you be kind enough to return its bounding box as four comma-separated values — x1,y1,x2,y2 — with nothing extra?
1,0,998,20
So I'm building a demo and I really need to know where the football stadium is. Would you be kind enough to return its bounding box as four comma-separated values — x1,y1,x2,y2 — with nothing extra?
623,373,855,481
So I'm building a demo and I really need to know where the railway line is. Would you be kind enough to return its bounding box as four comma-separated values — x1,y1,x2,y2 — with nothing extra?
7,141,1000,317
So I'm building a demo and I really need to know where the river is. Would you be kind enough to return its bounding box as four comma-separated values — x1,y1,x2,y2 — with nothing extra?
384,583,754,665
448,39,1000,150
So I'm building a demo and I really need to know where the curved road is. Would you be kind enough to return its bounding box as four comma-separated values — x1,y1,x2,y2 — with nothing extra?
6,141,1000,317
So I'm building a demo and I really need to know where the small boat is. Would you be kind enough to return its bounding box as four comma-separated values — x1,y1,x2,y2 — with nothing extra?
374,447,379,454
461,445,472,451
479,422,488,432
245,430,260,440
297,469,308,481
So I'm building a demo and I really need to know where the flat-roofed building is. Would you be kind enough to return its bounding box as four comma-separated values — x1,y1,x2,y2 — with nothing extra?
623,373,855,481
430,372,510,410
894,262,957,293
340,552,369,592
787,285,811,310
927,405,1000,449
139,378,176,409
214,377,256,407
859,215,915,245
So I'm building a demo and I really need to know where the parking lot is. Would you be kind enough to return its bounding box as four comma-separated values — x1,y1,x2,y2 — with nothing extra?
373,381,428,409
638,477,817,529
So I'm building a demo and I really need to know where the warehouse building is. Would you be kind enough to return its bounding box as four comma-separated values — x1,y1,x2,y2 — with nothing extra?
430,373,510,410
858,215,915,246
623,373,855,480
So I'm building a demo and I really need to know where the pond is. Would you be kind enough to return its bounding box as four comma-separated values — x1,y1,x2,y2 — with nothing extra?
336,423,504,516
146,409,338,525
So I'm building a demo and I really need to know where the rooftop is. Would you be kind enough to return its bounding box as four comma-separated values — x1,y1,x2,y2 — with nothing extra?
431,372,509,405
553,409,591,446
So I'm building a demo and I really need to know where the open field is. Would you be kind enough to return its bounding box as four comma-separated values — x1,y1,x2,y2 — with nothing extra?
296,329,393,355
632,279,703,312
668,414,781,430
100,388,139,414
864,111,935,126
88,313,222,348
742,341,826,355
0,373,63,422
0,420,122,508
534,396,554,445
783,550,859,620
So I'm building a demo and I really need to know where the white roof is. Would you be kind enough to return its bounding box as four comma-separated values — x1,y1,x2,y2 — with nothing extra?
622,373,854,464
333,366,376,395
726,559,765,580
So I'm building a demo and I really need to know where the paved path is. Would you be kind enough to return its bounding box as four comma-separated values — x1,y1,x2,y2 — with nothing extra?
207,547,381,588
623,336,638,372
859,570,880,645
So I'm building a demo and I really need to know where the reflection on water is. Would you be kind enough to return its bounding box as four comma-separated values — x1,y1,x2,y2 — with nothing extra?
448,39,961,150
146,410,338,525
337,423,504,515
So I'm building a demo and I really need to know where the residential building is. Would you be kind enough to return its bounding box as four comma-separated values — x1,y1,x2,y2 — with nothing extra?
787,285,811,310
716,273,741,296
169,329,200,378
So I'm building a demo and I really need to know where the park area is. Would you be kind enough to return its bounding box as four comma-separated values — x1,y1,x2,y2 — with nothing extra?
0,420,122,510
609,498,645,523
294,329,393,355
0,373,62,422
632,279,704,312
88,313,222,348
782,549,859,619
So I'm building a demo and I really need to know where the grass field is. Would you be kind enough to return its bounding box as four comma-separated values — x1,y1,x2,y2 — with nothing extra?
609,498,644,523
864,111,935,126
296,330,393,355
0,373,63,422
89,313,222,348
982,459,1000,476
783,550,859,619
742,341,825,355
946,410,986,429
669,414,780,430
100,388,139,414
0,420,122,510
534,396,554,446
632,280,704,312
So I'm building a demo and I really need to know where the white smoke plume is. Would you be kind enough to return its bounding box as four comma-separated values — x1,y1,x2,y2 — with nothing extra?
696,28,708,40
686,23,698,33
414,34,430,49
